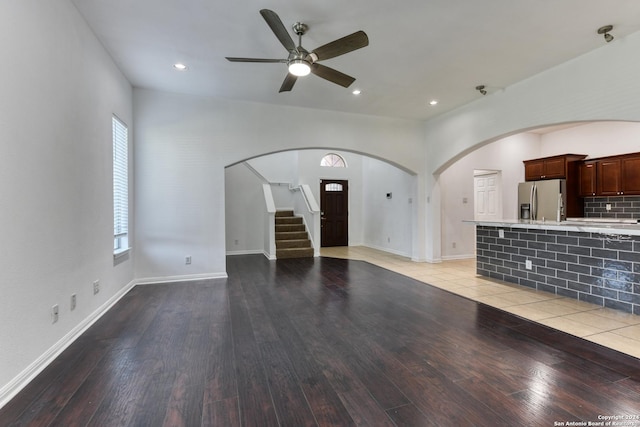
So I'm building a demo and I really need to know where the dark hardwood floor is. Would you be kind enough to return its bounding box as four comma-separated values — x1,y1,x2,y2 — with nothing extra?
2,255,639,426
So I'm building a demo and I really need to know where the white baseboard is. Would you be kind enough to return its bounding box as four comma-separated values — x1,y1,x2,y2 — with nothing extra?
0,279,136,410
226,249,264,256
134,272,227,285
441,254,476,261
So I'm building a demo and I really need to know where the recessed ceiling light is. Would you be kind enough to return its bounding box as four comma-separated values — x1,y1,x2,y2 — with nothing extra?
429,100,438,106
352,89,361,95
173,63,187,70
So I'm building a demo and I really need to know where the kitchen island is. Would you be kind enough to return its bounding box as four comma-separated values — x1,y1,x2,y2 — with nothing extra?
466,219,640,315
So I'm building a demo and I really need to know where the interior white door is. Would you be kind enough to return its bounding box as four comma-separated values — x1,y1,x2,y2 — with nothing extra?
474,172,502,220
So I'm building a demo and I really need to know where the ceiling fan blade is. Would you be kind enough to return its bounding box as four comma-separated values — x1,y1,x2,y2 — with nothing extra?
260,9,297,52
226,57,287,63
279,73,298,92
311,31,369,61
310,63,355,88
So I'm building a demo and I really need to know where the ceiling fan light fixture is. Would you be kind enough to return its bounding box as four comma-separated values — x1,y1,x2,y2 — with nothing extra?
288,59,311,76
227,9,368,92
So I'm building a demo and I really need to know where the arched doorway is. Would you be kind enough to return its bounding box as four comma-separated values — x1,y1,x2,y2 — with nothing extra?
437,121,640,259
225,149,418,259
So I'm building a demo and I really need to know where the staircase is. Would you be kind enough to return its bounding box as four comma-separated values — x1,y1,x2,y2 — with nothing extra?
275,210,314,259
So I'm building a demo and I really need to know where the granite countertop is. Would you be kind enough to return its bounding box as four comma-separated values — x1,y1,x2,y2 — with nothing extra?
464,218,640,236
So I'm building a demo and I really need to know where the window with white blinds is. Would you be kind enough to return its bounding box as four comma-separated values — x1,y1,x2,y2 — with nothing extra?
113,116,129,253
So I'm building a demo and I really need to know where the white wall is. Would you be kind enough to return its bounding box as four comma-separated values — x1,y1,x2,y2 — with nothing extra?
362,157,416,257
224,164,265,254
0,0,133,403
246,151,298,183
134,89,425,280
439,134,540,258
540,121,640,158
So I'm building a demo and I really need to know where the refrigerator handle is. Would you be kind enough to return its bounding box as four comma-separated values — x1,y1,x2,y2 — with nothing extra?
528,185,534,220
531,183,537,220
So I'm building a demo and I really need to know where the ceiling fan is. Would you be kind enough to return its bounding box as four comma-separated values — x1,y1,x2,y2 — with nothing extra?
226,9,369,93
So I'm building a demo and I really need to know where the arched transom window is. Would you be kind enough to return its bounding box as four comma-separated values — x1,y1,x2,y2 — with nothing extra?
320,153,347,168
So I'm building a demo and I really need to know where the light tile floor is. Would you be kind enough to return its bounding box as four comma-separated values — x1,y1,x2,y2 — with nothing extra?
320,246,640,359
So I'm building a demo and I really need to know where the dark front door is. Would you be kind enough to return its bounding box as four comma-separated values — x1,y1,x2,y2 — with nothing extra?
320,179,348,247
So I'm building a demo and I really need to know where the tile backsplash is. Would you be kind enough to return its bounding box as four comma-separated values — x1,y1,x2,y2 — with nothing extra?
583,196,640,219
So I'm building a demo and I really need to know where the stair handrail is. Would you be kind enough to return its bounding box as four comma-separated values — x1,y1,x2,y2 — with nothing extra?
243,161,269,183
287,184,320,214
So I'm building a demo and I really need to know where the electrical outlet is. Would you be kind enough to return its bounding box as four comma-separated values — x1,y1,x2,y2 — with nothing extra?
234,239,239,245
93,280,100,295
387,237,390,243
498,229,505,239
71,294,76,310
185,255,192,265
525,260,533,270
606,203,612,211
452,242,457,248
52,305,59,323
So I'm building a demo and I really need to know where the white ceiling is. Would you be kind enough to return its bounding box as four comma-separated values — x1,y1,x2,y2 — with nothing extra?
70,0,640,121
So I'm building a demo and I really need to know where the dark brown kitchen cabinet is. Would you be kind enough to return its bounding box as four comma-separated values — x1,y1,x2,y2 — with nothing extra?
523,154,586,181
580,152,640,196
578,162,597,196
524,159,544,181
621,155,640,194
597,158,622,196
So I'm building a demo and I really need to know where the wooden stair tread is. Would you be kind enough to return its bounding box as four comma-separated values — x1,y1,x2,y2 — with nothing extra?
276,224,305,232
276,247,314,259
275,231,308,240
276,216,303,224
276,239,311,249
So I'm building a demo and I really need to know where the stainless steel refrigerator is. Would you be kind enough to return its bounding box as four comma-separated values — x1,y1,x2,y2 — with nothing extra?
518,179,566,221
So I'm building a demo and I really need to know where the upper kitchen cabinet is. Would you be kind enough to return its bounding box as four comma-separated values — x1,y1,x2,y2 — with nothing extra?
523,154,587,181
578,161,597,196
622,154,640,194
583,152,640,196
597,158,622,195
